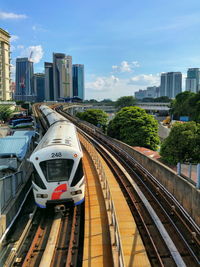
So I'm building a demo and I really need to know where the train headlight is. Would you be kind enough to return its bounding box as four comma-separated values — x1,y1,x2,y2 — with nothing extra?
36,194,48,198
71,190,82,195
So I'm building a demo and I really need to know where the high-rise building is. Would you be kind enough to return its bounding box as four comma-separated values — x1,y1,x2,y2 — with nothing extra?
135,86,160,100
66,55,72,98
72,64,84,100
135,89,147,100
160,72,182,98
45,62,54,101
186,68,200,93
53,53,72,100
160,73,167,97
33,73,45,102
0,28,11,100
15,57,34,101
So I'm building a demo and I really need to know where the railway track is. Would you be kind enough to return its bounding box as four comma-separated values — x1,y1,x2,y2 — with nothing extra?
1,105,85,267
59,108,200,267
4,205,83,267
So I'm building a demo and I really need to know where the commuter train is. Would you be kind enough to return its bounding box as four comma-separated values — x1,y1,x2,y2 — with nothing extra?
30,105,85,208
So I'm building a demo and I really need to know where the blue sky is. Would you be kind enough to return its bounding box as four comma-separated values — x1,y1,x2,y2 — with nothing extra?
1,0,200,100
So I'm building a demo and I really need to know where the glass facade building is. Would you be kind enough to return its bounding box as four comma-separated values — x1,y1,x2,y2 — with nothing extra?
72,64,84,100
160,72,182,98
15,57,34,101
53,53,72,100
186,68,200,93
45,62,54,101
34,73,45,102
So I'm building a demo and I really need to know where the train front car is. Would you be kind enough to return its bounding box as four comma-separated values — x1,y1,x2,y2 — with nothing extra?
30,120,85,208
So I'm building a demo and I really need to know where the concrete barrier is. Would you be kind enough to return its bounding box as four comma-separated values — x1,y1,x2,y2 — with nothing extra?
121,145,200,226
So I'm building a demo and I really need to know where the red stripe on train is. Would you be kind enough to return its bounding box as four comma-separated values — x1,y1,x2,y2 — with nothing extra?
51,184,67,200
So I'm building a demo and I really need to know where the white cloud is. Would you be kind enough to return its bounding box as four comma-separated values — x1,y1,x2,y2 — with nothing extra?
20,45,44,64
128,74,160,86
10,45,15,52
86,75,119,92
10,35,19,42
0,11,27,20
86,73,160,100
32,25,47,32
17,45,24,49
10,64,16,80
112,60,140,73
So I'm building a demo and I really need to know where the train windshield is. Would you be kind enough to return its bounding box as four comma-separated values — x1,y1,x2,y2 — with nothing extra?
40,159,74,182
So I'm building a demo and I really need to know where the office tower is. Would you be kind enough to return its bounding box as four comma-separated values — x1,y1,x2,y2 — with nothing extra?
160,72,182,98
53,53,72,100
66,55,73,98
160,73,167,97
15,57,34,101
45,62,54,101
0,28,11,100
186,68,200,93
72,64,84,100
33,73,45,102
146,86,158,98
135,86,160,100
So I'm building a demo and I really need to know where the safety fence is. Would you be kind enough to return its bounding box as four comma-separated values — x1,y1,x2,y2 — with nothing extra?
0,160,32,214
79,134,125,267
177,163,200,189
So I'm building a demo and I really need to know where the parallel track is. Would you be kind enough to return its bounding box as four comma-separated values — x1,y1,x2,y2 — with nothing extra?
59,108,200,267
21,206,83,267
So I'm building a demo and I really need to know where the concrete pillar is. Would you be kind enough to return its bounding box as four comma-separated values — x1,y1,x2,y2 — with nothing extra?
0,180,2,215
177,162,181,176
196,164,200,189
188,163,192,179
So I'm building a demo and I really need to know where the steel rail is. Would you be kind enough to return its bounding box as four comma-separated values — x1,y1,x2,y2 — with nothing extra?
81,129,187,267
61,111,200,251
92,133,200,265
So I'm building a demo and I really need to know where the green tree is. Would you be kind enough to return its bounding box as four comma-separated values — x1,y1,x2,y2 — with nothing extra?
115,96,136,110
160,122,200,164
154,96,171,102
141,97,154,102
188,92,200,122
170,91,195,120
83,99,98,103
107,106,159,150
0,106,13,122
76,109,108,131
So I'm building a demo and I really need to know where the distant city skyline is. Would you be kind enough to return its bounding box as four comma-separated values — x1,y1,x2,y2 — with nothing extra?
1,0,200,100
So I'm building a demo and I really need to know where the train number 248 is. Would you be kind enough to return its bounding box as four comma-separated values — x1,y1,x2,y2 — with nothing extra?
51,152,62,158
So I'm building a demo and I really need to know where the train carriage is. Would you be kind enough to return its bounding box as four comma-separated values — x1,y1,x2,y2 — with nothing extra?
30,106,85,208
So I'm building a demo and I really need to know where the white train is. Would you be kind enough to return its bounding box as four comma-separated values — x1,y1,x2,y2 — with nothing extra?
30,105,85,208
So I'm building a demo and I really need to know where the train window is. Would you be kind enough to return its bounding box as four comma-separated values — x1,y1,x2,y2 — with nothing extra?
32,167,47,189
71,159,83,187
40,159,74,182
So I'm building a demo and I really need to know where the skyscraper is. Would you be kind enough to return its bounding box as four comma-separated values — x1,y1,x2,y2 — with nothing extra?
186,68,200,93
53,53,72,100
0,28,11,100
160,72,182,98
15,57,34,101
45,62,54,101
33,73,45,102
160,73,167,97
72,64,84,100
66,55,73,98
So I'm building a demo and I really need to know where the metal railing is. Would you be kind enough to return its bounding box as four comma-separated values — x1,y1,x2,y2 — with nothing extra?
177,163,200,189
0,160,32,214
79,134,125,267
